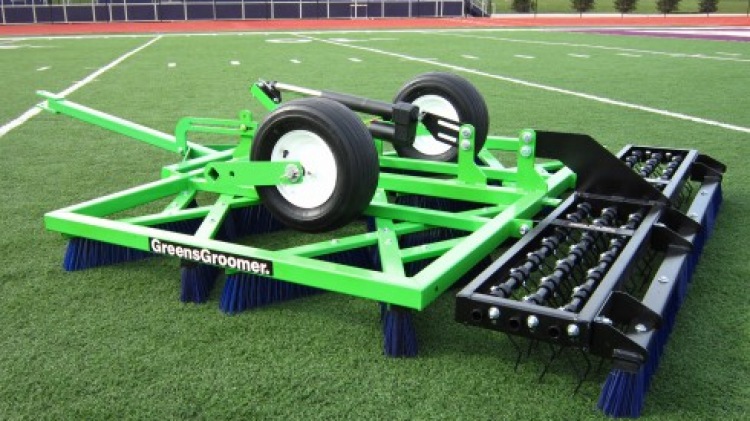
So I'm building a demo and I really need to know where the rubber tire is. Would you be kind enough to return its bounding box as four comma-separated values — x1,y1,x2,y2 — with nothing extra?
251,98,379,233
393,72,489,162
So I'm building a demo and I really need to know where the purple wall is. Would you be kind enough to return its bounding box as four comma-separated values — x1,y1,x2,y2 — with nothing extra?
1,0,465,24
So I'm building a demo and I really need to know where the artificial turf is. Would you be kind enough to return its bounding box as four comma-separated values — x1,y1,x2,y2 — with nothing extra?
0,29,748,419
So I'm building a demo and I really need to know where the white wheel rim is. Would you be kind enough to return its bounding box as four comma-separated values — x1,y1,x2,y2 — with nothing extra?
412,94,459,156
271,130,337,209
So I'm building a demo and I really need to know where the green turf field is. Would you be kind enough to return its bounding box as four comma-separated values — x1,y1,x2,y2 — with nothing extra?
0,29,748,419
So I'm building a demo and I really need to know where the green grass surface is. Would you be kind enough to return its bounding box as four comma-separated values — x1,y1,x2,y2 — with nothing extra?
1,30,749,419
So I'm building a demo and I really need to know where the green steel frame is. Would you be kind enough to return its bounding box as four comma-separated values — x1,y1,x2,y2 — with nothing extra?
37,84,576,311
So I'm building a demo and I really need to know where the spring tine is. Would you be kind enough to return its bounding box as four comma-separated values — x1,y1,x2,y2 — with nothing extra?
538,344,563,382
572,349,593,395
506,334,524,371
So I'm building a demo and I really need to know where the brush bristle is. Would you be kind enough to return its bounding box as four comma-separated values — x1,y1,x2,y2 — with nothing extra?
63,237,152,271
382,305,418,357
220,204,285,241
219,273,322,314
597,186,723,417
598,369,645,418
180,262,221,303
62,217,202,271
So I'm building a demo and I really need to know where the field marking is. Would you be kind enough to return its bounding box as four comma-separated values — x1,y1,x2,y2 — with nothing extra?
348,57,362,62
290,59,301,64
168,62,177,68
0,36,161,140
36,66,51,72
0,28,558,43
514,55,535,59
569,53,590,58
618,53,642,57
716,52,741,56
461,54,479,60
301,35,750,135
230,60,240,66
432,32,750,63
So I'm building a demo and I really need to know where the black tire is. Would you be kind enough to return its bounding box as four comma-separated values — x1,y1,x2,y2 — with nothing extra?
251,98,379,233
393,72,489,162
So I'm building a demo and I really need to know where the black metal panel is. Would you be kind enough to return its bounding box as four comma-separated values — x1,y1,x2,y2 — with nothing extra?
415,0,438,16
366,0,383,17
93,4,110,21
327,2,349,18
65,5,95,22
215,2,241,18
443,1,462,15
536,131,665,203
127,4,156,21
242,2,268,18
34,4,62,22
300,1,319,18
273,2,299,18
159,3,186,20
186,3,214,19
3,6,35,23
383,1,408,16
109,4,125,21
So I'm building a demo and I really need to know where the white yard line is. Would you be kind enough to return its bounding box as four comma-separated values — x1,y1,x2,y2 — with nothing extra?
617,53,642,57
433,32,750,63
300,35,750,135
568,53,590,58
36,66,51,71
290,59,301,64
0,36,161,139
348,57,362,62
514,54,535,59
0,28,553,43
461,54,479,60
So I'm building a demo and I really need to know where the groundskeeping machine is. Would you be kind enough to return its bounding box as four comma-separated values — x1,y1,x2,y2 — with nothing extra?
37,73,725,418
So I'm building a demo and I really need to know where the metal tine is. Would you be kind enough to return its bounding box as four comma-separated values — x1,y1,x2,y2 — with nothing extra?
571,349,593,395
538,343,564,382
506,334,525,371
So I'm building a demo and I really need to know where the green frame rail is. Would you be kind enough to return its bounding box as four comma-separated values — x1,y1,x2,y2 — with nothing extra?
37,87,576,311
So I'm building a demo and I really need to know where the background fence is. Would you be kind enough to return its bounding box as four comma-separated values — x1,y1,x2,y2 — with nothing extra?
0,0,467,24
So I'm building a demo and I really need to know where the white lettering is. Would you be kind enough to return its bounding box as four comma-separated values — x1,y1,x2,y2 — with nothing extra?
149,238,272,275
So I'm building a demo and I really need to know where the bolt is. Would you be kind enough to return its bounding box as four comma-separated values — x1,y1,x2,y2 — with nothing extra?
520,145,532,157
488,307,501,320
526,315,539,329
634,324,648,333
460,127,473,139
657,276,669,284
460,140,472,151
567,324,580,337
594,316,613,326
519,224,531,236
331,239,338,244
521,131,533,143
385,239,392,246
700,190,708,196
284,164,301,182
239,124,248,131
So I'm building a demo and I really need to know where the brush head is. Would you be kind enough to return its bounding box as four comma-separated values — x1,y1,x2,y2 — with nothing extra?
382,306,418,358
